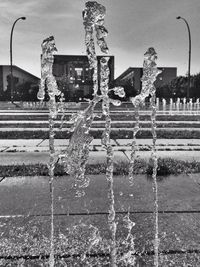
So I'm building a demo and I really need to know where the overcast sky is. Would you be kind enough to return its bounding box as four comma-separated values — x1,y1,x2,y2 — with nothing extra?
0,0,199,78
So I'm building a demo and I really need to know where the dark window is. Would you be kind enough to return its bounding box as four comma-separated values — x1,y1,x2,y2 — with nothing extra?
53,64,64,77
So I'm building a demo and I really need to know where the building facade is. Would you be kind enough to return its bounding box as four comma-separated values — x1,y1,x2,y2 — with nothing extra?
115,67,177,98
0,65,40,101
53,55,114,101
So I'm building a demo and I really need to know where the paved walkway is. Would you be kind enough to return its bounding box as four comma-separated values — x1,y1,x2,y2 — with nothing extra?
0,139,200,165
0,173,200,262
0,174,200,216
1,138,200,150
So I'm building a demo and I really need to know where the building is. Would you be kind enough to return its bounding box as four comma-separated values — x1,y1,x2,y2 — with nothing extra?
53,55,114,101
115,67,177,99
0,65,40,101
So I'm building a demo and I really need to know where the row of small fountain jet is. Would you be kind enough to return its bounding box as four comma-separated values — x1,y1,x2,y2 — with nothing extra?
22,97,200,112
157,97,200,111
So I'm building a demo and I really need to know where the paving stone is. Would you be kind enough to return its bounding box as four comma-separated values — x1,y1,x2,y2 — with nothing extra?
0,139,44,147
125,150,200,162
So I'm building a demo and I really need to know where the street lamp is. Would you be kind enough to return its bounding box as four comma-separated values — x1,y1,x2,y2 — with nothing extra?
10,16,26,104
176,16,191,100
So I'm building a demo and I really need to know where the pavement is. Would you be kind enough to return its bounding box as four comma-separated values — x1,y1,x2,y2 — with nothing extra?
0,138,200,165
0,173,200,264
0,107,200,265
0,174,200,216
0,108,200,166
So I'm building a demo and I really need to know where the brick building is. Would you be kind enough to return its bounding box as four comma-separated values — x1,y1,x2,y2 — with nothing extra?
53,55,114,101
115,67,177,98
0,65,40,101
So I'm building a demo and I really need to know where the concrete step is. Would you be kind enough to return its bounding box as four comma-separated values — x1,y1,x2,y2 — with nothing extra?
0,111,200,122
1,139,200,153
0,138,199,146
0,120,200,129
1,127,200,132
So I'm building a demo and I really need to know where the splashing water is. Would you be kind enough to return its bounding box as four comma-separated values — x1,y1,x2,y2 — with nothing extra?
83,2,118,265
57,92,66,130
37,36,61,109
62,223,102,264
129,105,140,185
147,48,161,267
118,212,136,266
38,36,61,267
130,47,161,266
59,1,110,198
83,1,108,96
130,47,161,108
82,3,126,265
129,48,161,183
54,1,123,265
60,95,101,197
129,51,154,182
108,86,125,107
100,57,117,267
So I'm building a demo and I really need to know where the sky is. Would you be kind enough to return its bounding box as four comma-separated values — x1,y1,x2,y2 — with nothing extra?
0,0,199,79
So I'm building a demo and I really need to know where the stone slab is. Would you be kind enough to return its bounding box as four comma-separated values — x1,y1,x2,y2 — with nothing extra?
116,138,200,146
125,150,200,162
0,139,43,147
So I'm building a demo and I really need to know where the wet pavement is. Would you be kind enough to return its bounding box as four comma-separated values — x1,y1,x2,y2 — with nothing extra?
0,174,200,216
0,174,199,265
0,108,200,265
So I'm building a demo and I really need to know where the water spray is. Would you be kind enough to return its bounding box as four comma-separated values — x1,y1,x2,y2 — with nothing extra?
37,36,61,267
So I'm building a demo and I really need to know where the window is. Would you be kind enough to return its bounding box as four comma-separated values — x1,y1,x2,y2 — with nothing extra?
75,67,83,80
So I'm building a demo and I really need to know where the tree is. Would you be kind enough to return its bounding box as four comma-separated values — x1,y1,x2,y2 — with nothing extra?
191,73,200,98
156,74,200,99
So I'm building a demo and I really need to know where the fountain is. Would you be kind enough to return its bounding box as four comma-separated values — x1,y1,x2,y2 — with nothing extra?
2,1,199,266
60,2,127,266
195,98,200,110
162,98,166,112
156,97,159,109
37,35,62,267
176,97,180,111
35,2,162,266
59,0,110,198
33,2,134,265
129,47,161,266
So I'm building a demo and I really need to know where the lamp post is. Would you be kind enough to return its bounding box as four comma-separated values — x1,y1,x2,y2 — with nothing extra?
176,16,191,100
10,17,26,103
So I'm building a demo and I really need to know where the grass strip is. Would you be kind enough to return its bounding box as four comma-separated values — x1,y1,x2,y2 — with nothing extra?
1,129,200,139
1,158,200,177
